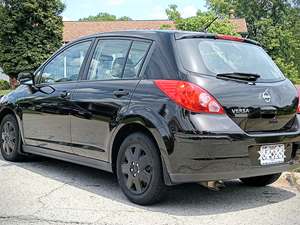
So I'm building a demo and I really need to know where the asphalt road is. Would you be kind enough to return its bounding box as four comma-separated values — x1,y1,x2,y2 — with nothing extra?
0,154,299,225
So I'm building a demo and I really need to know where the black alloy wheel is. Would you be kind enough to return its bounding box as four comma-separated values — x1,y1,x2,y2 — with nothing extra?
0,114,23,162
116,132,166,205
121,143,153,194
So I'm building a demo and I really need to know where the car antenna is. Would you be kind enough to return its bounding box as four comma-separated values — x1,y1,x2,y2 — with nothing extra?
199,16,219,32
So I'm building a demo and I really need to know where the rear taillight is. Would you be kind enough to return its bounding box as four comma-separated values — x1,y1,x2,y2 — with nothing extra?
216,34,244,42
154,80,224,114
297,88,300,113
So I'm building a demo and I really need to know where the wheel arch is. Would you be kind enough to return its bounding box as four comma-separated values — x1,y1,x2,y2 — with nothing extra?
0,107,18,125
0,106,25,154
109,117,173,185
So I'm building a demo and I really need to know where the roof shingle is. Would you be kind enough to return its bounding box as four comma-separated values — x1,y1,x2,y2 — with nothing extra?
63,20,174,43
63,19,247,43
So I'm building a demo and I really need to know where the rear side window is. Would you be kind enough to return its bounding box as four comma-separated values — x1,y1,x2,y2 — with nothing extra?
177,39,285,82
88,40,150,81
88,40,131,80
123,41,151,79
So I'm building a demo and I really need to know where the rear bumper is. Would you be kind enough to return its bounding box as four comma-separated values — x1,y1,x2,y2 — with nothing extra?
164,115,300,184
170,163,293,184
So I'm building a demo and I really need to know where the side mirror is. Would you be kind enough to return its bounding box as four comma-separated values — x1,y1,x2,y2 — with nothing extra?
17,72,35,85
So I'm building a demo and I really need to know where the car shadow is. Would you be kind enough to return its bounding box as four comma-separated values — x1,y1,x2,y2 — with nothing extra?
1,156,297,216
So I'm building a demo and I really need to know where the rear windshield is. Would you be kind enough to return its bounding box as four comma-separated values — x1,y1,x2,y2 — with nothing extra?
177,39,285,82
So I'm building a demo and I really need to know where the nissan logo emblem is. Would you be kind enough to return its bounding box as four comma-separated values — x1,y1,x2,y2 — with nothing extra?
262,89,271,103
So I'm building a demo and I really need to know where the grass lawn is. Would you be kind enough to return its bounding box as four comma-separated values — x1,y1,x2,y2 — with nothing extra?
0,89,12,96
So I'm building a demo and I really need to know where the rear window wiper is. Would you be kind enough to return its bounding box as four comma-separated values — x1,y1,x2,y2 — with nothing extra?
216,72,261,82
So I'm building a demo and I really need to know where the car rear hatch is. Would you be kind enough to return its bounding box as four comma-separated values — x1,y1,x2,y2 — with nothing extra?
175,33,298,132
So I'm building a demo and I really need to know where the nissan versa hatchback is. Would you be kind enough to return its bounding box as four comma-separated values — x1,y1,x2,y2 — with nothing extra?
0,31,300,205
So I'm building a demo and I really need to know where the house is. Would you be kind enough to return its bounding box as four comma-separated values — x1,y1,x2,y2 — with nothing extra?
0,67,8,81
63,19,248,43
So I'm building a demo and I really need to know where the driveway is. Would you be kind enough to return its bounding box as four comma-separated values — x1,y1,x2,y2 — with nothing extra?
0,154,299,225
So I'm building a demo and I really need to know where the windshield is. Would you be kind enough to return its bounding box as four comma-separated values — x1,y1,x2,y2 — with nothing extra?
177,39,285,82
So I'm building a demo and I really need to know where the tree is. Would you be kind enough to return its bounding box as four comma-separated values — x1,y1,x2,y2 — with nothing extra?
165,4,181,21
293,1,300,76
79,12,117,21
205,0,236,15
176,12,238,35
165,5,238,36
0,0,64,80
118,16,133,21
207,0,300,81
79,13,132,21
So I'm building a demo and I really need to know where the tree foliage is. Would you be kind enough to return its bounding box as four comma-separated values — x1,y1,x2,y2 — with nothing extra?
0,80,10,90
165,5,238,36
207,0,300,82
79,12,132,21
79,12,116,21
0,0,64,78
118,16,132,21
165,4,181,21
176,11,239,36
293,1,300,76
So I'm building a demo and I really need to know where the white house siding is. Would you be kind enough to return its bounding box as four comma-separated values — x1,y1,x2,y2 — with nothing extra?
0,67,9,81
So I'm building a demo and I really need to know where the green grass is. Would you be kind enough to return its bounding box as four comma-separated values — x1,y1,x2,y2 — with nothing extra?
0,89,12,96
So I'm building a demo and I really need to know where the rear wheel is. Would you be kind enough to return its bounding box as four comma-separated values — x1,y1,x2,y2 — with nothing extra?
0,114,24,162
240,173,282,186
116,132,166,205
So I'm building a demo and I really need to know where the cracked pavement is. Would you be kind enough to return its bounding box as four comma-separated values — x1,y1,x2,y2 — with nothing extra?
0,154,300,225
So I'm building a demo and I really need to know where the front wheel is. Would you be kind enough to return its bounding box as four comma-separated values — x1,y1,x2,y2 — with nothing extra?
116,132,166,205
240,173,282,186
0,114,24,162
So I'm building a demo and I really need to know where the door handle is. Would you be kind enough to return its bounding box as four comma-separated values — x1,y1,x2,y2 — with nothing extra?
60,91,71,99
113,89,129,98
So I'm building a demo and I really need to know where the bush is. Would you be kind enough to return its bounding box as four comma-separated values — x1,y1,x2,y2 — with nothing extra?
160,24,173,30
0,80,10,90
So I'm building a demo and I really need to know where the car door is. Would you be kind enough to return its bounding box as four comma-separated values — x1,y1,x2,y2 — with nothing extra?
70,39,152,161
20,40,93,153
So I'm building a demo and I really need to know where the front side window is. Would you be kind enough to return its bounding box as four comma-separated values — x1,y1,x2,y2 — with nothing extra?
38,41,91,84
87,40,131,80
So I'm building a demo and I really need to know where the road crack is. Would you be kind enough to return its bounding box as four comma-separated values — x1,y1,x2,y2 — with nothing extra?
0,215,94,224
32,178,76,216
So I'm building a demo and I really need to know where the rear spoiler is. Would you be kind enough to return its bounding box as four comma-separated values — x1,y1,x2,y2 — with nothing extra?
175,32,260,46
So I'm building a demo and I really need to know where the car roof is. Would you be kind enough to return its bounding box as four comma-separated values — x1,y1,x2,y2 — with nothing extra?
73,30,208,42
71,30,259,46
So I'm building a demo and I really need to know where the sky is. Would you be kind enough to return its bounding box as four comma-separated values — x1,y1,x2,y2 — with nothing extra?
62,0,207,21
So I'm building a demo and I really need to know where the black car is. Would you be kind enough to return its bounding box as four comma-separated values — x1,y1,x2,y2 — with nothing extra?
1,30,300,205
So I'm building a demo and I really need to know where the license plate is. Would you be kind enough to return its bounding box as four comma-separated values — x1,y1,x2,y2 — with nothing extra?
258,144,286,166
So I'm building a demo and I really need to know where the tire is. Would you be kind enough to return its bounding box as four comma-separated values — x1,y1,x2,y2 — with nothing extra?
116,132,166,205
0,114,24,162
240,173,282,187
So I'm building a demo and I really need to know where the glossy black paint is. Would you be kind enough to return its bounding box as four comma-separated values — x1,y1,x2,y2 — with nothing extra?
1,31,300,185
70,79,140,160
17,82,78,154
